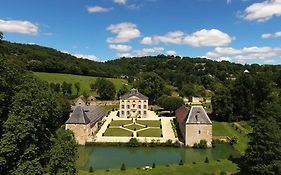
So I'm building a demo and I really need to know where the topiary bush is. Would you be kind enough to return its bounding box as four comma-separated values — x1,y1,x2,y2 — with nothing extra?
120,163,126,171
179,159,184,165
205,157,209,163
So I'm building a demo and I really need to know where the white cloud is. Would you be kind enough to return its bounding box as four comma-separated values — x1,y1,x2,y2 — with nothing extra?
109,44,132,52
241,0,281,22
141,31,184,45
0,19,38,35
87,6,112,13
115,47,164,58
113,0,127,5
206,46,281,63
166,50,177,55
261,31,281,38
183,29,232,47
217,57,232,62
73,53,98,61
141,29,232,47
261,33,272,38
106,22,141,43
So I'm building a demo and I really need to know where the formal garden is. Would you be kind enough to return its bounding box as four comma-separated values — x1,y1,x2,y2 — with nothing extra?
103,119,162,137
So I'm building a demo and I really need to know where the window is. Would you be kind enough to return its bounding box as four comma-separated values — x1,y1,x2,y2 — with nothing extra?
144,105,147,109
139,100,141,102
138,111,141,114
127,111,130,114
198,130,201,134
133,100,135,102
121,111,124,115
144,111,147,115
121,100,124,102
138,105,141,109
144,100,146,102
127,105,130,109
133,104,135,108
121,105,124,109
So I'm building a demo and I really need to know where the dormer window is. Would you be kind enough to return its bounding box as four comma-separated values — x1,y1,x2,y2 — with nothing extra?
195,115,198,121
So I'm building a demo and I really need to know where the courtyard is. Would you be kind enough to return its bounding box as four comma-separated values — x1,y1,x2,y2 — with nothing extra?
92,111,178,143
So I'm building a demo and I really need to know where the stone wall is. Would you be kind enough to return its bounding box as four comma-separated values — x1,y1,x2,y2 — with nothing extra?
65,123,90,145
185,124,212,147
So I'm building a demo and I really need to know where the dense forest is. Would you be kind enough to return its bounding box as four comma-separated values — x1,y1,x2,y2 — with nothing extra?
0,56,77,174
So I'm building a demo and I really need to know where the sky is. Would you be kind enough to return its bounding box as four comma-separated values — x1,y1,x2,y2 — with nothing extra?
0,0,281,64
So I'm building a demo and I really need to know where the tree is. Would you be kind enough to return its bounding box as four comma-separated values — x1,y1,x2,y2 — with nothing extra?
54,83,61,93
49,129,77,175
117,84,129,98
50,82,56,92
212,85,234,121
127,138,139,147
67,83,72,95
95,78,116,100
240,117,281,175
61,81,68,95
74,82,80,95
157,95,184,112
134,72,164,102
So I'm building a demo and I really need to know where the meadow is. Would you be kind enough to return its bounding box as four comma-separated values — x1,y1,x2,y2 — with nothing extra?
34,72,130,96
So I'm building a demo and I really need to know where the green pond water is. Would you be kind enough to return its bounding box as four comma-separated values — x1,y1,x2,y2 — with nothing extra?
77,144,239,171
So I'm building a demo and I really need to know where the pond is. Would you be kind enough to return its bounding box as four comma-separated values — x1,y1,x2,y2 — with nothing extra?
77,144,240,171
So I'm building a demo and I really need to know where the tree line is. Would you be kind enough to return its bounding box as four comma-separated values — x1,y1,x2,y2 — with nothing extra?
49,81,80,95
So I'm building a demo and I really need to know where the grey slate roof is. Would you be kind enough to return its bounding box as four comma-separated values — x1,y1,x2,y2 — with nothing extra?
120,88,148,100
66,105,105,125
66,106,91,124
186,106,212,124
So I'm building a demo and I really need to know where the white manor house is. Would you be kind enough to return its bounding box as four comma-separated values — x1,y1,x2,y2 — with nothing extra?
119,88,149,118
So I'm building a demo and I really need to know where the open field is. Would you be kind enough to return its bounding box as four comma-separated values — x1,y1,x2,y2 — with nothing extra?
103,128,132,137
33,72,130,96
78,159,238,175
213,121,250,153
137,128,162,137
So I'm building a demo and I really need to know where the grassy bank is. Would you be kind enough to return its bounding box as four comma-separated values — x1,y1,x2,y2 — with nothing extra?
78,159,238,175
213,121,250,153
33,72,129,96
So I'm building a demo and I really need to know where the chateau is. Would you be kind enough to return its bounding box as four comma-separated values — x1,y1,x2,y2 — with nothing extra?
119,88,149,118
175,106,212,147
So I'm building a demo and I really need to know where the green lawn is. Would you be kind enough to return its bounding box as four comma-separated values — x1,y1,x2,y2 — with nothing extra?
136,120,161,127
137,128,162,137
103,128,132,137
110,120,133,126
78,159,238,175
213,121,250,153
124,124,145,131
33,72,130,96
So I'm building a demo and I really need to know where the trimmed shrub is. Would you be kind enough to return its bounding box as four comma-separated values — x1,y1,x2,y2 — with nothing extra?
179,159,184,165
89,166,93,173
127,138,139,147
205,157,209,163
152,162,155,168
120,163,126,171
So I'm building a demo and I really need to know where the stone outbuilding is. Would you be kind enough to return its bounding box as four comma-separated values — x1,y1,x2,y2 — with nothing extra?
175,105,212,147
119,88,149,118
73,95,97,106
65,105,105,145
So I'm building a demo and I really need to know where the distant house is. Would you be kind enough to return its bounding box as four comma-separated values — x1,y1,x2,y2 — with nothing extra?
74,95,97,106
119,88,149,118
175,106,212,147
65,105,105,145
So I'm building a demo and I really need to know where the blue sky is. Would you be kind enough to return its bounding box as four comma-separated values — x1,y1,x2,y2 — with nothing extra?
0,0,281,64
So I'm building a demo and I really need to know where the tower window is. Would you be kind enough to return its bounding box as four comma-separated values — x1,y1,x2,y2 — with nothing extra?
198,130,201,134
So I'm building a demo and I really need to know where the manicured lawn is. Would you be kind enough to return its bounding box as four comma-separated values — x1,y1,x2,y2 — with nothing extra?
78,159,238,175
103,128,132,137
33,72,130,96
136,120,161,127
137,128,162,137
213,121,250,153
110,120,133,126
124,124,145,131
